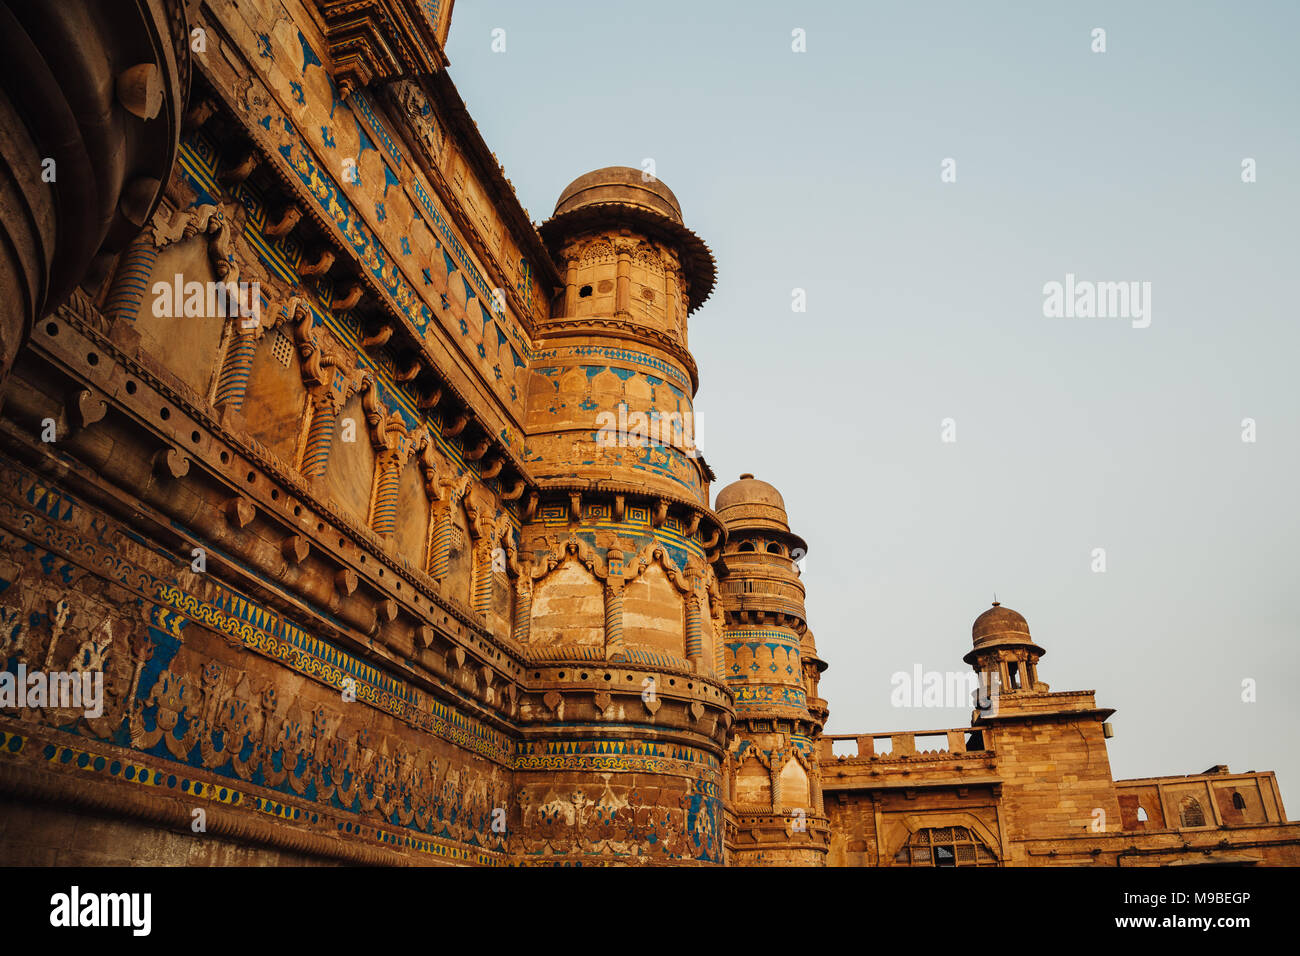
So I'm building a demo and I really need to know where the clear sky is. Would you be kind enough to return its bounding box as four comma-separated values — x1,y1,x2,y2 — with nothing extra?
448,2,1300,802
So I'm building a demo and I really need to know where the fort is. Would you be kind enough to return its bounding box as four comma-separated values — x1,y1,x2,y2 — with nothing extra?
0,0,1294,866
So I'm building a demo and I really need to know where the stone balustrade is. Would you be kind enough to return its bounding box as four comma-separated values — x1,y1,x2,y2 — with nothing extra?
819,728,986,762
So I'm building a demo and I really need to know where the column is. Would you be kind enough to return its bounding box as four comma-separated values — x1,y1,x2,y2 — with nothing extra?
300,391,339,478
103,231,159,323
614,246,631,316
685,592,704,672
512,577,533,643
472,538,494,617
427,504,453,579
213,325,259,410
370,450,402,534
563,256,578,315
603,580,624,660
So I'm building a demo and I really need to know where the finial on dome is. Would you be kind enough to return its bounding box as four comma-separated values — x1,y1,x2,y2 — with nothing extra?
740,472,754,479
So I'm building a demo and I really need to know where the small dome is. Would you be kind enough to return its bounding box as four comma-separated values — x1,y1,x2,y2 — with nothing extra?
715,473,789,532
552,166,683,223
971,602,1033,649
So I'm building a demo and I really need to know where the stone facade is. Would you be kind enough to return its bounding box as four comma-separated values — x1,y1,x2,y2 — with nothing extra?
0,0,1294,867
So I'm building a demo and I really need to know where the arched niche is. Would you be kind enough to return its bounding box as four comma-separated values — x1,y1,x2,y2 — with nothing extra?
488,538,516,642
735,752,772,809
323,392,376,523
135,233,229,398
779,757,810,811
529,555,604,648
622,562,685,658
446,501,474,600
392,455,431,569
239,322,308,466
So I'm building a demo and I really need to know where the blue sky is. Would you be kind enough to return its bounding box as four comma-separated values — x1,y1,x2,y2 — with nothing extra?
448,2,1300,802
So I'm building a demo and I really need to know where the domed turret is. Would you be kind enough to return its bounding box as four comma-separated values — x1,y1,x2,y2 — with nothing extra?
540,166,715,311
524,166,720,507
964,601,1048,699
512,166,731,867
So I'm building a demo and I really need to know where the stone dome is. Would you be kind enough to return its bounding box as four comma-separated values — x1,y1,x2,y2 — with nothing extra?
715,473,789,533
539,165,716,312
971,602,1034,649
552,166,684,223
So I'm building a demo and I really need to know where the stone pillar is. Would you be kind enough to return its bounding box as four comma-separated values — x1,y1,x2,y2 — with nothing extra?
685,591,704,672
603,580,624,660
427,504,454,579
714,612,726,680
512,577,533,642
769,754,783,813
370,450,402,534
665,266,679,338
472,537,494,617
214,326,259,410
811,753,824,815
614,246,631,316
563,256,578,315
103,231,160,324
300,392,340,478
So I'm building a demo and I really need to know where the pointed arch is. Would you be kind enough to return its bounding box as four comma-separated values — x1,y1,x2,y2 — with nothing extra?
621,542,690,658
734,747,773,810
230,300,310,467
778,755,811,811
527,548,605,650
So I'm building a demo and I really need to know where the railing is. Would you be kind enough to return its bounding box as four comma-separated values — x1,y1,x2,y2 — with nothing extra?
819,728,985,762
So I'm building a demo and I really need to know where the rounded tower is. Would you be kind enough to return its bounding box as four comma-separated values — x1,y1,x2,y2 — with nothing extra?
528,165,716,502
510,168,732,865
715,474,828,865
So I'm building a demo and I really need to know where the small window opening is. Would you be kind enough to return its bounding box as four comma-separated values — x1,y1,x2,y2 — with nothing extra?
1179,797,1207,828
1232,791,1246,810
1136,806,1149,823
578,285,593,298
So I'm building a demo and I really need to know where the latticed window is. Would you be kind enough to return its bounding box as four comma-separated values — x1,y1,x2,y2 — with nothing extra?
271,328,294,367
893,825,998,866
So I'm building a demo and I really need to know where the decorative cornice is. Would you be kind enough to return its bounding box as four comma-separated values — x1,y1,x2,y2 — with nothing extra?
314,0,450,97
